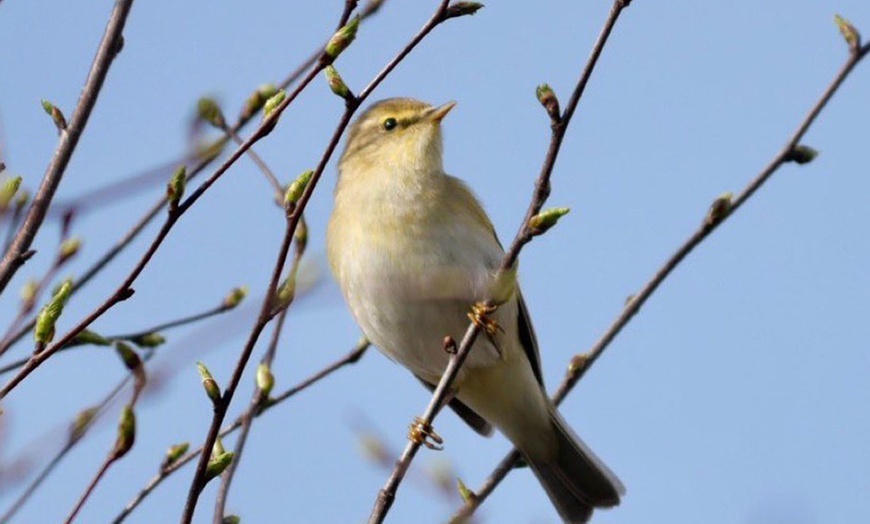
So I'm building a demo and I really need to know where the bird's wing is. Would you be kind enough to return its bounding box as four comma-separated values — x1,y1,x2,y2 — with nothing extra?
516,288,544,386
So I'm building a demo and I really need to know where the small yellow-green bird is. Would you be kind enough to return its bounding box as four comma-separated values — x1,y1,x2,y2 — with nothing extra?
327,98,623,523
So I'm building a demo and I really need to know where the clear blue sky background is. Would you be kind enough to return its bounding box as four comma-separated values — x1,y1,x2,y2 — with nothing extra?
1,1,869,523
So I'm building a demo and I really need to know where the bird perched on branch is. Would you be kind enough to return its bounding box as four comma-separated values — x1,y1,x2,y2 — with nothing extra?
327,98,623,523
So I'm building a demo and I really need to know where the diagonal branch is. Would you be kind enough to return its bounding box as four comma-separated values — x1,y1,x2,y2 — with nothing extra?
367,1,633,523
451,26,870,524
0,0,135,293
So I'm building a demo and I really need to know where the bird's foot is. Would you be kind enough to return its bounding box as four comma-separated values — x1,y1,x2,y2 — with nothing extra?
468,302,501,337
408,417,443,450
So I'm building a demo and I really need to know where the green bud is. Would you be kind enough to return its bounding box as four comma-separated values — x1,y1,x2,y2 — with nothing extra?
222,516,241,524
457,477,477,504
111,405,136,459
213,436,226,456
223,286,248,309
41,99,67,131
275,274,296,309
536,84,560,120
20,279,38,310
161,442,190,470
263,90,286,119
130,332,166,348
197,97,226,129
261,90,286,136
197,362,222,404
325,65,352,100
834,14,861,52
34,279,73,344
704,191,733,228
73,329,111,346
786,144,819,165
256,362,274,396
241,83,279,120
204,451,234,483
69,406,99,445
284,170,313,209
295,215,308,254
324,16,360,61
115,342,142,372
528,207,570,236
444,2,485,20
58,237,82,263
160,442,190,471
167,165,187,208
0,176,22,210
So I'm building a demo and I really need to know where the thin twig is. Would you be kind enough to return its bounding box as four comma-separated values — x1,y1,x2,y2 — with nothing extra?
0,0,390,359
0,0,134,293
212,242,304,522
367,2,631,523
451,28,870,524
180,1,468,521
111,340,369,524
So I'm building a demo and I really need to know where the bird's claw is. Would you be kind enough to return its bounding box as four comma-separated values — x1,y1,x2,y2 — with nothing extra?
409,417,443,450
468,302,501,337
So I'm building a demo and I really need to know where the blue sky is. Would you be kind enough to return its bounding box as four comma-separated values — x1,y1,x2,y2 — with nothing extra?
1,1,869,523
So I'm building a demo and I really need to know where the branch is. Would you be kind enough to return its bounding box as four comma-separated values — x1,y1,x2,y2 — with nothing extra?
0,0,134,293
179,1,474,519
111,340,369,523
211,242,304,522
0,0,390,360
367,2,631,522
451,20,870,523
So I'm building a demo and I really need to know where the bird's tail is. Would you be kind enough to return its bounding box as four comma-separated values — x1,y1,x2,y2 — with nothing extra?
524,407,624,523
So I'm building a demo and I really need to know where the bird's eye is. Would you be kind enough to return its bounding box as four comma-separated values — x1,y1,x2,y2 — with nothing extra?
383,117,398,131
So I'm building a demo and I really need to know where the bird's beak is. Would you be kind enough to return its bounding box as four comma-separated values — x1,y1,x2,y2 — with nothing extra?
427,101,457,123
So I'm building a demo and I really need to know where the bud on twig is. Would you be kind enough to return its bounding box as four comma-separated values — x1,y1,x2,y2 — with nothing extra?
130,332,166,348
69,406,99,445
704,191,733,228
41,99,67,132
204,451,234,483
223,517,241,524
197,362,222,405
444,2,485,20
457,477,478,504
284,170,314,211
34,279,73,344
536,83,560,122
324,16,360,61
167,165,187,209
111,405,136,460
256,362,274,397
261,90,286,135
295,215,309,255
528,207,570,236
785,144,819,165
241,83,280,120
57,237,82,265
0,176,22,211
223,286,248,309
161,442,190,471
325,65,353,100
197,97,227,129
834,14,861,53
115,342,142,373
73,329,111,347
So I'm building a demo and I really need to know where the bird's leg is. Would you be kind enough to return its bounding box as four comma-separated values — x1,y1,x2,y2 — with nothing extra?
408,417,443,450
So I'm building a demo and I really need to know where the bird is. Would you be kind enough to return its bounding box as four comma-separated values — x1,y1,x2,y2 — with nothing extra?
326,98,623,523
